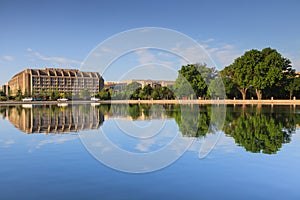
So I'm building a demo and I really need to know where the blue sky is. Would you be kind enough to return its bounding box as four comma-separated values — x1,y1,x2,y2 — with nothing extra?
1,0,300,84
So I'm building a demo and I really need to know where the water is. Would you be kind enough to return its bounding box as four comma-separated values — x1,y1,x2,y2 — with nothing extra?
0,104,300,199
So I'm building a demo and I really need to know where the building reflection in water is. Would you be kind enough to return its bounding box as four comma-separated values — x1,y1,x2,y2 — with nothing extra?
0,104,298,155
0,105,104,134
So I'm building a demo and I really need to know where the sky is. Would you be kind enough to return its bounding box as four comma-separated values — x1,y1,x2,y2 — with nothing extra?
1,0,300,84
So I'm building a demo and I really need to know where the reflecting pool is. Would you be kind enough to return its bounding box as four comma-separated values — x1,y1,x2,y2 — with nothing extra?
0,104,300,199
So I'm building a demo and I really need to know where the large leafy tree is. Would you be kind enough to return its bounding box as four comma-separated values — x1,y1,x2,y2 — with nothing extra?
222,49,261,100
220,71,240,99
222,48,293,100
253,48,293,100
173,63,217,99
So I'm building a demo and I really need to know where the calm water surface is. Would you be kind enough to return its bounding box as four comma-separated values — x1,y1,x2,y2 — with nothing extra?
0,104,300,200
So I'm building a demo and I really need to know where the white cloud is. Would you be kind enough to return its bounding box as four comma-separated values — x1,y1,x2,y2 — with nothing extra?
34,52,81,65
135,49,157,64
125,39,242,72
0,139,15,148
133,49,175,68
171,44,213,66
213,44,241,67
190,40,243,68
291,58,300,72
2,55,14,61
202,38,215,43
90,46,120,58
35,135,77,149
157,51,174,58
27,49,82,66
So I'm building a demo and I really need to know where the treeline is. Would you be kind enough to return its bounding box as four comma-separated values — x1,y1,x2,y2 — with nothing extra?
173,47,300,100
96,82,175,100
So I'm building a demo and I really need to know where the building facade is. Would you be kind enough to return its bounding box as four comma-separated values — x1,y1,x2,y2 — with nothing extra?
5,68,104,96
120,79,175,88
104,79,175,91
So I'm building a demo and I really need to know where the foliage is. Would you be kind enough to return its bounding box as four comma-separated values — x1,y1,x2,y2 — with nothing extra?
0,91,7,101
128,104,141,120
97,88,111,100
0,90,5,96
0,96,7,101
223,106,295,154
112,82,141,100
222,47,294,100
285,76,300,99
208,77,226,99
15,89,23,101
220,71,240,99
173,63,217,99
111,82,175,100
49,89,61,101
139,84,153,100
174,105,211,137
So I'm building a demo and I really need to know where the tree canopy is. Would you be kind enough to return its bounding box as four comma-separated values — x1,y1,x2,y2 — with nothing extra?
173,63,217,99
222,47,293,100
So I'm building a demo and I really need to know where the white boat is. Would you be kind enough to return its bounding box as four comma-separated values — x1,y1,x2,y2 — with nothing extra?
22,97,33,102
57,98,68,102
91,97,100,101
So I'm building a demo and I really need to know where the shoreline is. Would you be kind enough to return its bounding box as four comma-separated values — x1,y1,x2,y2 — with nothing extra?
1,99,300,105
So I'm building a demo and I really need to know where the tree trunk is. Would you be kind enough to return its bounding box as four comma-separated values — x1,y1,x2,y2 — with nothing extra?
238,88,248,100
289,91,293,100
256,89,262,100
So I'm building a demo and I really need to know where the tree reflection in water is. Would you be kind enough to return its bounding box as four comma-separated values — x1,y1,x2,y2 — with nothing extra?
223,105,299,154
0,104,299,154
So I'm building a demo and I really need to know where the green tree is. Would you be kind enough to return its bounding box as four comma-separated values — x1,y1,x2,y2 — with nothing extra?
173,63,216,99
97,88,111,100
222,48,293,100
59,93,66,99
220,71,240,99
285,76,300,99
0,91,7,101
208,77,226,99
0,90,5,96
161,86,174,100
120,82,142,100
253,48,293,100
151,90,160,100
50,89,60,101
173,73,195,99
222,49,260,100
139,84,153,100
